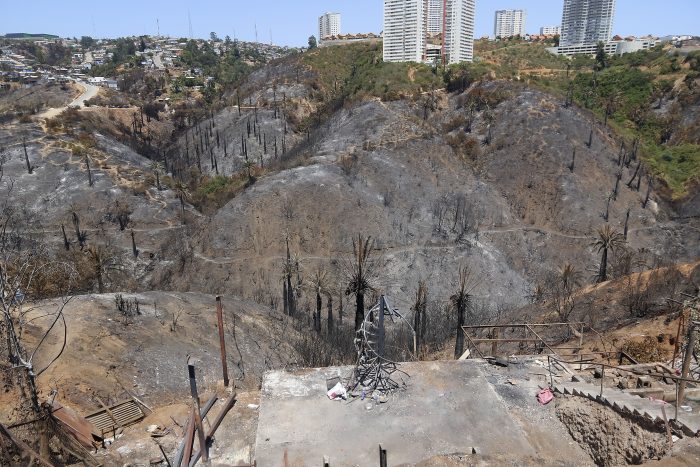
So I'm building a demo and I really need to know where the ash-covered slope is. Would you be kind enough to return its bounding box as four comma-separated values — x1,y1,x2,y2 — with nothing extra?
162,81,698,310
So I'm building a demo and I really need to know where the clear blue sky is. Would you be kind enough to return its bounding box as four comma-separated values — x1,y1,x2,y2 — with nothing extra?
1,1,697,46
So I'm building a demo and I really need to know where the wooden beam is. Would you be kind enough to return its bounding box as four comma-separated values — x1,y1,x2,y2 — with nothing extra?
0,422,54,467
181,407,196,467
188,393,238,466
187,362,209,463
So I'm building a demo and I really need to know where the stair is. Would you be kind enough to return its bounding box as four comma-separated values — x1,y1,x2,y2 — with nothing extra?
553,381,700,436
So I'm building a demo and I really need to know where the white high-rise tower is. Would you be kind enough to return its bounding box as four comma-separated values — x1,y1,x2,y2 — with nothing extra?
318,12,341,42
444,0,475,64
427,0,444,34
383,0,427,62
560,0,615,47
494,9,526,38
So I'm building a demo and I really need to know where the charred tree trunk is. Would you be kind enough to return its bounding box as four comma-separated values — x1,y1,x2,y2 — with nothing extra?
355,292,365,332
338,292,343,325
627,161,641,188
23,137,32,174
603,195,612,222
61,224,70,250
85,156,93,186
454,302,465,358
624,208,631,240
569,148,576,173
282,281,288,315
598,247,608,283
315,292,322,333
131,230,138,257
327,295,333,334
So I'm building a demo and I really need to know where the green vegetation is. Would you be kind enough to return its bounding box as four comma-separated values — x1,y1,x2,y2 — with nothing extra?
467,39,698,198
302,42,442,100
192,174,249,212
561,47,698,198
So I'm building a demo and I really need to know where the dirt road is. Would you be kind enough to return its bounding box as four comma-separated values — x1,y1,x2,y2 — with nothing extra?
38,80,100,120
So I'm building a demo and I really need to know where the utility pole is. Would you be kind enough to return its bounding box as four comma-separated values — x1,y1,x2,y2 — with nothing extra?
188,10,193,39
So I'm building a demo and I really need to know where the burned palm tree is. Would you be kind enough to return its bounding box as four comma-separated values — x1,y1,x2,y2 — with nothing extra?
451,265,480,358
150,161,165,190
306,267,328,333
345,234,377,332
86,244,119,293
591,225,626,283
174,181,190,220
548,263,582,322
412,280,428,357
281,236,297,316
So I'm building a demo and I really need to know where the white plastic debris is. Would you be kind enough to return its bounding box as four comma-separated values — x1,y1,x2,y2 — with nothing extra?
247,403,259,410
146,424,159,433
327,382,347,401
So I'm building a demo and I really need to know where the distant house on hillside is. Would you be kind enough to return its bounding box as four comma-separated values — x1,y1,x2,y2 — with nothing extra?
319,33,380,47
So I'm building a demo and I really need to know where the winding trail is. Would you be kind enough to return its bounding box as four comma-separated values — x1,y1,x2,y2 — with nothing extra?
190,223,684,265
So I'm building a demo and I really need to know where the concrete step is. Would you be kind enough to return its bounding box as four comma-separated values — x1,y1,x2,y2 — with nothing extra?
676,412,700,436
554,383,684,426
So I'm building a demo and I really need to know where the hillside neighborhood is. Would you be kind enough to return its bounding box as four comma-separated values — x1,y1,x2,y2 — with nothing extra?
1,1,699,466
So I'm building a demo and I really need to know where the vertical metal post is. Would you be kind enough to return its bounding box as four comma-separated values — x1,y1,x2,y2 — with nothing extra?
216,296,230,387
187,361,209,463
675,380,679,420
678,323,697,406
599,365,604,397
379,444,387,467
672,311,685,364
547,356,553,388
491,327,499,356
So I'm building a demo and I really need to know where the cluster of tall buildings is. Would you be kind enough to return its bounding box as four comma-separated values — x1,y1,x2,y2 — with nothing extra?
383,0,476,64
322,0,636,63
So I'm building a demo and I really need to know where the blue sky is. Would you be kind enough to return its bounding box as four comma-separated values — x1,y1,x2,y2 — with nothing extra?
1,1,697,46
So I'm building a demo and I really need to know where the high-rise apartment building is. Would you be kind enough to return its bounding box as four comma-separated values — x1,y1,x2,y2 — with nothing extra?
427,0,444,34
383,0,427,62
318,12,341,42
560,0,615,47
494,9,526,38
444,0,475,63
383,0,474,64
540,26,562,36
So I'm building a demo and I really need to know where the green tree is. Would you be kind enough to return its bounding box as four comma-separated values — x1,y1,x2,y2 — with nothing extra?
308,35,317,49
595,42,608,71
80,36,95,48
210,31,219,42
591,225,626,283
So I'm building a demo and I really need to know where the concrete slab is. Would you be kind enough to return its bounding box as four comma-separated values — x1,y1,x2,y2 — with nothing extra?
254,360,563,466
